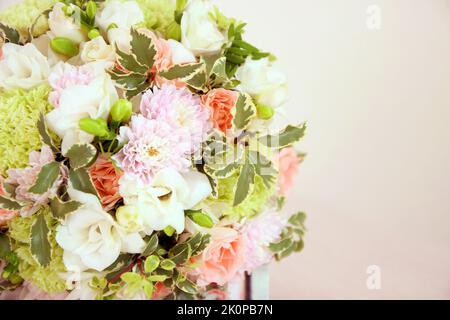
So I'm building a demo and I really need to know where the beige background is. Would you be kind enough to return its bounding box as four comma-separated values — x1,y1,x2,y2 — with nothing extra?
2,0,450,299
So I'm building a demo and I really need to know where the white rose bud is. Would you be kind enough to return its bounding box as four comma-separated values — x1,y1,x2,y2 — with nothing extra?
236,58,289,108
96,0,144,32
48,2,87,44
81,36,116,67
181,0,225,56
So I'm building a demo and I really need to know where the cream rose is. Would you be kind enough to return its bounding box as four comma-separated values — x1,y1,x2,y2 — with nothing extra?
181,0,225,56
48,2,87,44
107,27,132,53
81,36,116,67
56,187,145,272
119,168,212,234
236,58,288,108
167,39,196,65
96,0,144,32
0,43,50,91
45,65,118,154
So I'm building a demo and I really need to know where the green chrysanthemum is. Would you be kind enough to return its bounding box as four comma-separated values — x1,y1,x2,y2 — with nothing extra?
136,0,175,36
209,172,275,221
0,0,56,37
0,85,55,177
8,207,66,294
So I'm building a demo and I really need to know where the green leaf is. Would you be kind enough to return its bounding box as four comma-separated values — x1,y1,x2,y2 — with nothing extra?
69,168,99,198
144,255,160,273
210,57,228,85
142,233,159,256
164,226,176,237
233,163,256,206
176,278,197,295
0,195,22,211
205,162,239,179
249,151,277,188
143,282,154,299
269,238,293,253
37,113,59,153
160,259,176,270
289,212,307,227
0,23,20,44
185,68,208,91
28,162,60,195
125,81,150,100
116,46,148,74
159,62,204,81
187,211,214,228
130,28,157,68
233,93,257,130
259,123,307,149
50,197,83,220
111,71,147,90
66,144,97,170
148,275,168,282
121,272,141,284
169,243,191,265
30,213,51,267
0,234,11,259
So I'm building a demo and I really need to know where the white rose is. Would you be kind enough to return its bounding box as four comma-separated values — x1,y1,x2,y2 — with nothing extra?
181,0,225,56
56,186,145,272
45,64,118,154
167,39,196,65
107,27,132,53
119,168,212,234
96,0,144,32
81,36,116,67
48,2,87,44
0,43,50,91
236,58,289,108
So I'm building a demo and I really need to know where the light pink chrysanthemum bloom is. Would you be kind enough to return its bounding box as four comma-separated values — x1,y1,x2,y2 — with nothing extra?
113,115,191,184
240,211,288,274
0,281,68,300
6,146,67,217
140,84,211,153
48,63,94,107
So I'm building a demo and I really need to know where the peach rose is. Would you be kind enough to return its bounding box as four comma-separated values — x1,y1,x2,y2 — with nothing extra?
274,147,303,196
89,155,123,211
196,227,245,286
201,89,238,133
0,177,18,228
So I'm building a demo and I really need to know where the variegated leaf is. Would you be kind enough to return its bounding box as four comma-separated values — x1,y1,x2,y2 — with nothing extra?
258,123,307,149
210,57,228,85
0,195,22,211
110,71,147,91
50,197,83,220
176,278,197,295
269,238,293,253
249,151,277,188
204,162,239,179
115,46,148,74
232,92,257,130
0,234,11,259
69,168,99,198
37,113,59,153
169,243,192,265
185,67,208,92
28,162,60,195
30,213,51,267
66,144,97,170
0,23,20,44
130,28,157,68
159,62,204,81
233,163,256,206
142,233,159,257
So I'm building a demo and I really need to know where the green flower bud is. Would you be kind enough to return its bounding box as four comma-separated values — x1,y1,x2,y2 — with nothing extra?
256,104,275,120
107,23,118,31
62,5,74,17
86,1,97,20
166,21,182,41
50,37,79,57
111,99,133,123
164,226,176,237
79,118,109,138
176,0,187,11
88,29,101,40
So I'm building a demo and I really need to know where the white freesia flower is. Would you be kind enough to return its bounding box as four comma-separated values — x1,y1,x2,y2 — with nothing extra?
96,0,144,32
167,39,196,65
236,58,289,108
81,36,116,67
181,0,225,56
56,186,145,272
119,168,212,234
45,65,118,154
48,2,87,44
0,43,50,91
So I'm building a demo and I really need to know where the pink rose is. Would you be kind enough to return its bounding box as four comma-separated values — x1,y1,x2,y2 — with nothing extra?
196,227,246,286
201,89,238,133
274,147,303,196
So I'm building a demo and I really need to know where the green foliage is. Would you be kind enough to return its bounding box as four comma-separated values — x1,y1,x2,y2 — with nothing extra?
259,123,307,149
66,143,97,170
69,168,99,198
28,162,60,195
0,23,20,44
144,255,160,273
30,212,52,267
37,113,59,153
270,212,307,261
0,196,23,211
49,197,82,220
50,37,79,57
142,233,159,257
0,234,11,259
186,210,214,228
232,92,257,130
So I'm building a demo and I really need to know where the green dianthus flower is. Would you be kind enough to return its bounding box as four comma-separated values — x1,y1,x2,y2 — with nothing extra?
136,0,175,36
0,0,57,37
8,207,67,294
0,85,56,177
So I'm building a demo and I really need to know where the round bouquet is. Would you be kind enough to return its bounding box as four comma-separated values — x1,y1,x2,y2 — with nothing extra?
0,0,307,300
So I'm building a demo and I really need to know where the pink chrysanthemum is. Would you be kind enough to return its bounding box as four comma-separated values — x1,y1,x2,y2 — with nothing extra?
113,115,191,184
6,146,67,217
140,84,211,153
48,63,94,107
240,211,288,274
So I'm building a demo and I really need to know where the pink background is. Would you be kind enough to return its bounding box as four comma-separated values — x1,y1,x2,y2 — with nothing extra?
2,0,450,299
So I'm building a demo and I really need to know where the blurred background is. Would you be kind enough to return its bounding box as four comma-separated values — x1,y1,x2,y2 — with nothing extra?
2,0,450,299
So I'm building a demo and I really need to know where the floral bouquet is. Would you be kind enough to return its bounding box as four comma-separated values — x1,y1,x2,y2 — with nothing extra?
0,0,307,300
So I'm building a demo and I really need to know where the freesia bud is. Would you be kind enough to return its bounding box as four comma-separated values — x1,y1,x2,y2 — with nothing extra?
88,29,101,40
86,1,97,20
166,21,182,41
79,118,110,138
50,37,79,57
256,104,275,120
111,99,133,123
